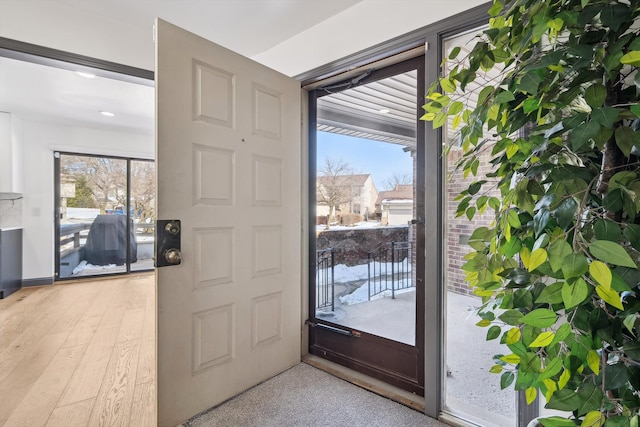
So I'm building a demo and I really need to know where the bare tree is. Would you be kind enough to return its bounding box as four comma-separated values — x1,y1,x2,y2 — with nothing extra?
316,157,357,226
381,172,412,190
130,160,155,222
61,155,154,219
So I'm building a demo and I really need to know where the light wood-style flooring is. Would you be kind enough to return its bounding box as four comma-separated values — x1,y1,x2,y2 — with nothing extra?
0,273,156,427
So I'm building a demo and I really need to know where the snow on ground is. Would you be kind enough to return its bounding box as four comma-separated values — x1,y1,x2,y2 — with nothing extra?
72,260,118,275
330,260,412,283
322,261,414,305
339,281,415,305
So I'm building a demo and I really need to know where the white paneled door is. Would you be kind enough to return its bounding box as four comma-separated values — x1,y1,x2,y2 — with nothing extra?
155,19,301,427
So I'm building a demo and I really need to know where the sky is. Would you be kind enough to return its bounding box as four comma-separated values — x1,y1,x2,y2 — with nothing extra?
316,131,413,191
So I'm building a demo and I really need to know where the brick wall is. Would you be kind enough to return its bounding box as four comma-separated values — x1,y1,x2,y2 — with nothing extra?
445,146,499,296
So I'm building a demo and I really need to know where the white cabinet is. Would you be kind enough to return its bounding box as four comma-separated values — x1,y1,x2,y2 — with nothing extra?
0,112,23,194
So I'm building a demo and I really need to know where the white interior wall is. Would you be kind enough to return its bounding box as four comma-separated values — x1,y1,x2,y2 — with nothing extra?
20,118,153,280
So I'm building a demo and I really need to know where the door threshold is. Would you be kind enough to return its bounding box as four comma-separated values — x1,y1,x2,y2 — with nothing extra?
303,354,425,412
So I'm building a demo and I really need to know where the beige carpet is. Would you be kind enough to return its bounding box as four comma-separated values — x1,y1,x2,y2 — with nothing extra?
187,362,445,427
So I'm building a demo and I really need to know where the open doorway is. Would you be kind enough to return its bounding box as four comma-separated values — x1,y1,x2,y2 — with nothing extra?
308,56,426,395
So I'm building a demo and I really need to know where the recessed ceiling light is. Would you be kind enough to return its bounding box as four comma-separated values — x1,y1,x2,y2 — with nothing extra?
100,111,115,117
379,108,390,114
76,71,97,79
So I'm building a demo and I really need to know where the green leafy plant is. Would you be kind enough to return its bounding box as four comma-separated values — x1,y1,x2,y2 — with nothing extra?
423,0,640,425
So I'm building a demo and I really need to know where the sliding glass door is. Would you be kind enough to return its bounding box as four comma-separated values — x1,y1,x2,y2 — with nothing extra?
55,152,155,279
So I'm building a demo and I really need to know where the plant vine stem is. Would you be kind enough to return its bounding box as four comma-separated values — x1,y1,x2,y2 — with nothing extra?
573,176,597,251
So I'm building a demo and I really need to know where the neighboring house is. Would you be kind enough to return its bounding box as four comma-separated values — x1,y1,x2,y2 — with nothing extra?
376,184,414,225
316,174,378,220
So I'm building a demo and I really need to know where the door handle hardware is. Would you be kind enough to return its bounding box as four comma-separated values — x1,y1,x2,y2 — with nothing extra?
409,218,425,225
164,248,181,265
156,219,181,268
306,320,360,337
165,221,180,235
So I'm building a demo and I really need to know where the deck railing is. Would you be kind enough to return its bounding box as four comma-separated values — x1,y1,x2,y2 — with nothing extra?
315,248,335,311
59,221,155,259
367,241,413,300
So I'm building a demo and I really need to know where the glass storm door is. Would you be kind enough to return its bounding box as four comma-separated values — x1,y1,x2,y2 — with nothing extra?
308,56,426,395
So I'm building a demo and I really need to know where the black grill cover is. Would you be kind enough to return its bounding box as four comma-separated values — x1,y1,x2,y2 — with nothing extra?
84,215,137,265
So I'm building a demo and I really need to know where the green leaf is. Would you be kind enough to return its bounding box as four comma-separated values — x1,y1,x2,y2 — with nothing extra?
582,411,605,427
562,279,589,309
631,104,640,118
499,310,524,326
507,209,521,228
500,371,514,389
525,387,537,404
615,126,635,157
625,340,640,360
561,253,588,279
592,107,619,128
494,90,515,104
521,309,557,328
536,282,564,304
624,314,637,336
506,327,521,344
589,241,637,268
439,78,456,93
603,363,628,390
550,323,572,347
624,224,640,251
448,46,461,60
554,198,577,230
577,380,605,416
587,349,600,375
500,353,521,364
518,72,542,94
534,209,550,237
596,285,624,310
548,240,572,272
488,0,503,16
594,220,621,242
528,248,547,272
621,51,640,67
489,364,503,373
558,369,571,390
529,331,555,347
589,261,612,289
523,97,540,114
570,121,600,150
433,112,447,129
538,417,577,427
538,357,563,382
546,388,581,411
487,325,502,340
584,83,606,109
448,101,464,115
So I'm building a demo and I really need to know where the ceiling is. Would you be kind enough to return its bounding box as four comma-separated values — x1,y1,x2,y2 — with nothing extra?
0,1,487,141
0,56,154,134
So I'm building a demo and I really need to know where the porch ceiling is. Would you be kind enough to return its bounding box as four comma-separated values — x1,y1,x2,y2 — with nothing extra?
317,70,417,149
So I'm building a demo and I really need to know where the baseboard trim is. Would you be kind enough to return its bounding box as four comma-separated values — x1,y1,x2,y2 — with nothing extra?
22,277,54,287
303,354,425,413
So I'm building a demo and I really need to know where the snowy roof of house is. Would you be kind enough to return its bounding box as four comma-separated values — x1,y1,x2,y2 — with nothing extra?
375,184,413,206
